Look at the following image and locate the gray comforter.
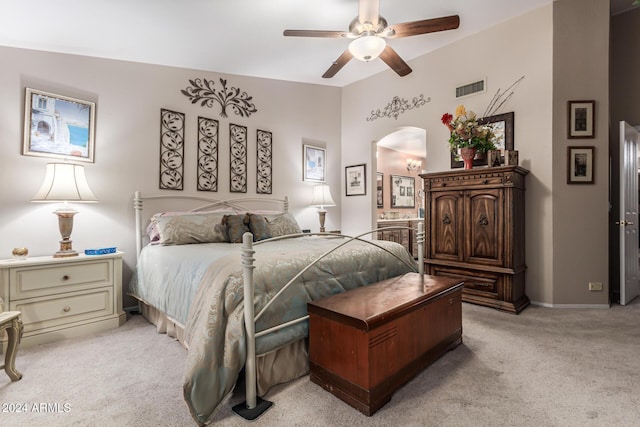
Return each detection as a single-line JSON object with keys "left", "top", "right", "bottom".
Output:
{"left": 152, "top": 236, "right": 416, "bottom": 425}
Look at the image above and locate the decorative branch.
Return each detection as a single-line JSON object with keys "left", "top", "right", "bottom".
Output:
{"left": 181, "top": 78, "right": 257, "bottom": 118}
{"left": 483, "top": 75, "right": 525, "bottom": 118}
{"left": 366, "top": 94, "right": 430, "bottom": 121}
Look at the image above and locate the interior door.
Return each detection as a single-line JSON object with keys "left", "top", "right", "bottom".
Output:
{"left": 619, "top": 121, "right": 640, "bottom": 305}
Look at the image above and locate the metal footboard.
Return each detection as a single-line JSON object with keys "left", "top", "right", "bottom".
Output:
{"left": 235, "top": 223, "right": 425, "bottom": 419}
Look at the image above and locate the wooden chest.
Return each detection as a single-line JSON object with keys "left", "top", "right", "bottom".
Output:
{"left": 307, "top": 273, "right": 463, "bottom": 416}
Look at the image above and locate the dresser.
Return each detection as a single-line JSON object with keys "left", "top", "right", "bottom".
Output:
{"left": 0, "top": 252, "right": 125, "bottom": 349}
{"left": 421, "top": 166, "right": 529, "bottom": 314}
{"left": 377, "top": 219, "right": 420, "bottom": 258}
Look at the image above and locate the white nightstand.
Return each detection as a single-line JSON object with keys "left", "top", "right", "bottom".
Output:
{"left": 0, "top": 252, "right": 125, "bottom": 350}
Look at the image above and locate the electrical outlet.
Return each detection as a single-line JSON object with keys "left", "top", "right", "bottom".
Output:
{"left": 588, "top": 282, "right": 603, "bottom": 291}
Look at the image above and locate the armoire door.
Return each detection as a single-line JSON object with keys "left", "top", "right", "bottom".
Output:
{"left": 430, "top": 191, "right": 464, "bottom": 262}
{"left": 465, "top": 189, "right": 504, "bottom": 266}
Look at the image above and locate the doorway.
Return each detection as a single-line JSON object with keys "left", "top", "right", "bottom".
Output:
{"left": 375, "top": 126, "right": 427, "bottom": 219}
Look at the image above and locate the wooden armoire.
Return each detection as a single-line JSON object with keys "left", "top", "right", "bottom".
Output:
{"left": 421, "top": 165, "right": 529, "bottom": 314}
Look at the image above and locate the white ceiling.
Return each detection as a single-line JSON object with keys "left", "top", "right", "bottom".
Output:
{"left": 0, "top": 0, "right": 635, "bottom": 88}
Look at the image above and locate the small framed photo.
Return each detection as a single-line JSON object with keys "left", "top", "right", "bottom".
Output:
{"left": 303, "top": 144, "right": 326, "bottom": 182}
{"left": 376, "top": 172, "right": 384, "bottom": 208}
{"left": 345, "top": 164, "right": 366, "bottom": 196}
{"left": 390, "top": 174, "right": 415, "bottom": 208}
{"left": 23, "top": 88, "right": 96, "bottom": 162}
{"left": 568, "top": 100, "right": 595, "bottom": 139}
{"left": 567, "top": 146, "right": 594, "bottom": 184}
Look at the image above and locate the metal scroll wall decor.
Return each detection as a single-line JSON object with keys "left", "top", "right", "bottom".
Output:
{"left": 229, "top": 124, "right": 248, "bottom": 193}
{"left": 159, "top": 109, "right": 185, "bottom": 190}
{"left": 181, "top": 78, "right": 257, "bottom": 118}
{"left": 197, "top": 117, "right": 219, "bottom": 192}
{"left": 366, "top": 94, "right": 430, "bottom": 121}
{"left": 256, "top": 130, "right": 273, "bottom": 194}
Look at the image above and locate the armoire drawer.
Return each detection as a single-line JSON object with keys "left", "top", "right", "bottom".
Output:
{"left": 9, "top": 259, "right": 113, "bottom": 300}
{"left": 430, "top": 266, "right": 500, "bottom": 297}
{"left": 427, "top": 174, "right": 504, "bottom": 190}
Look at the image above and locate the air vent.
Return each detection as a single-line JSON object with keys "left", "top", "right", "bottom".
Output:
{"left": 456, "top": 79, "right": 486, "bottom": 98}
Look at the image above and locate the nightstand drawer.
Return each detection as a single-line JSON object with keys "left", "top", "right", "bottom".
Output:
{"left": 9, "top": 259, "right": 112, "bottom": 300}
{"left": 10, "top": 287, "right": 114, "bottom": 333}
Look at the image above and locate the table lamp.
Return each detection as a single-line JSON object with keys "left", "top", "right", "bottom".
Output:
{"left": 310, "top": 184, "right": 336, "bottom": 233}
{"left": 31, "top": 162, "right": 98, "bottom": 257}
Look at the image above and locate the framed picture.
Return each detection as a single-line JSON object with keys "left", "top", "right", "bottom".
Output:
{"left": 451, "top": 111, "right": 514, "bottom": 168}
{"left": 303, "top": 144, "right": 326, "bottom": 182}
{"left": 390, "top": 174, "right": 415, "bottom": 208}
{"left": 23, "top": 88, "right": 95, "bottom": 163}
{"left": 376, "top": 172, "right": 384, "bottom": 208}
{"left": 345, "top": 164, "right": 366, "bottom": 196}
{"left": 567, "top": 146, "right": 594, "bottom": 184}
{"left": 568, "top": 100, "right": 595, "bottom": 138}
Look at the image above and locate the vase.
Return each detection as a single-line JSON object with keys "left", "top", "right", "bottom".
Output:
{"left": 460, "top": 147, "right": 477, "bottom": 170}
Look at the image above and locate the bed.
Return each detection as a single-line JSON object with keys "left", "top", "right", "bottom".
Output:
{"left": 129, "top": 191, "right": 424, "bottom": 425}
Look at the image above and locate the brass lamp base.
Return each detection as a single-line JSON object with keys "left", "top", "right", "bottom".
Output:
{"left": 317, "top": 209, "right": 327, "bottom": 233}
{"left": 53, "top": 209, "right": 79, "bottom": 258}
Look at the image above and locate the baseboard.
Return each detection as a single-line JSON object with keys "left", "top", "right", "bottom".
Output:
{"left": 530, "top": 301, "right": 610, "bottom": 309}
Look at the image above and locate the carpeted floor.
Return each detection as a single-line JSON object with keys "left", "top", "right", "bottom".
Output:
{"left": 1, "top": 300, "right": 639, "bottom": 427}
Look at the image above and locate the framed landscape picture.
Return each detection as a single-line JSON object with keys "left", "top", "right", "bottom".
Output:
{"left": 23, "top": 88, "right": 95, "bottom": 163}
{"left": 303, "top": 144, "right": 326, "bottom": 182}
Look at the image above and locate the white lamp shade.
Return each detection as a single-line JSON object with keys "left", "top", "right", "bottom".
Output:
{"left": 32, "top": 163, "right": 98, "bottom": 203}
{"left": 310, "top": 184, "right": 336, "bottom": 208}
{"left": 349, "top": 35, "right": 386, "bottom": 61}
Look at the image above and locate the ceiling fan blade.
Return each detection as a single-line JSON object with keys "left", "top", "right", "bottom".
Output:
{"left": 386, "top": 15, "right": 460, "bottom": 38}
{"left": 359, "top": 0, "right": 380, "bottom": 26}
{"left": 283, "top": 29, "right": 348, "bottom": 38}
{"left": 379, "top": 46, "right": 412, "bottom": 77}
{"left": 322, "top": 50, "right": 353, "bottom": 78}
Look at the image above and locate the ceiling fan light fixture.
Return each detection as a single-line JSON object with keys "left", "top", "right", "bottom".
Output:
{"left": 348, "top": 34, "right": 386, "bottom": 62}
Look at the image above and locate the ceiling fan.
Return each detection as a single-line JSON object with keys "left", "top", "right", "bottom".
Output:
{"left": 283, "top": 0, "right": 460, "bottom": 78}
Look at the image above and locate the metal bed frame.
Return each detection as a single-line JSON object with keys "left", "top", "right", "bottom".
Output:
{"left": 133, "top": 191, "right": 424, "bottom": 420}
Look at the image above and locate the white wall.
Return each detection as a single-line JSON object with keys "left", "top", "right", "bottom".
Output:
{"left": 0, "top": 46, "right": 342, "bottom": 305}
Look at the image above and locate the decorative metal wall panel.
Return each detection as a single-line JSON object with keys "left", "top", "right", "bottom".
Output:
{"left": 366, "top": 94, "right": 430, "bottom": 121}
{"left": 256, "top": 130, "right": 272, "bottom": 194}
{"left": 159, "top": 109, "right": 185, "bottom": 190}
{"left": 229, "top": 123, "right": 247, "bottom": 193}
{"left": 197, "top": 117, "right": 219, "bottom": 192}
{"left": 181, "top": 77, "right": 257, "bottom": 118}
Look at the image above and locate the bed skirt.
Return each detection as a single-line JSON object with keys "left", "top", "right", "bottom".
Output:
{"left": 134, "top": 299, "right": 309, "bottom": 395}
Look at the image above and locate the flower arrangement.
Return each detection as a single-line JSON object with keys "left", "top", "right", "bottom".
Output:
{"left": 441, "top": 105, "right": 497, "bottom": 153}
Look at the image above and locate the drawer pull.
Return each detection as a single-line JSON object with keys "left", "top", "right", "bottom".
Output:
{"left": 62, "top": 275, "right": 70, "bottom": 281}
{"left": 472, "top": 282, "right": 493, "bottom": 288}
{"left": 483, "top": 179, "right": 489, "bottom": 184}
{"left": 479, "top": 214, "right": 489, "bottom": 226}
{"left": 63, "top": 306, "right": 71, "bottom": 312}
{"left": 442, "top": 213, "right": 451, "bottom": 224}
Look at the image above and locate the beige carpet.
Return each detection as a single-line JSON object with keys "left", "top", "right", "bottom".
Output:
{"left": 1, "top": 300, "right": 639, "bottom": 427}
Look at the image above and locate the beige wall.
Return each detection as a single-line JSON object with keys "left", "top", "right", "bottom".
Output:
{"left": 0, "top": 46, "right": 342, "bottom": 305}
{"left": 341, "top": 1, "right": 611, "bottom": 306}
{"left": 341, "top": 4, "right": 556, "bottom": 304}
{"left": 552, "top": 0, "right": 610, "bottom": 305}
{"left": 0, "top": 0, "right": 615, "bottom": 307}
